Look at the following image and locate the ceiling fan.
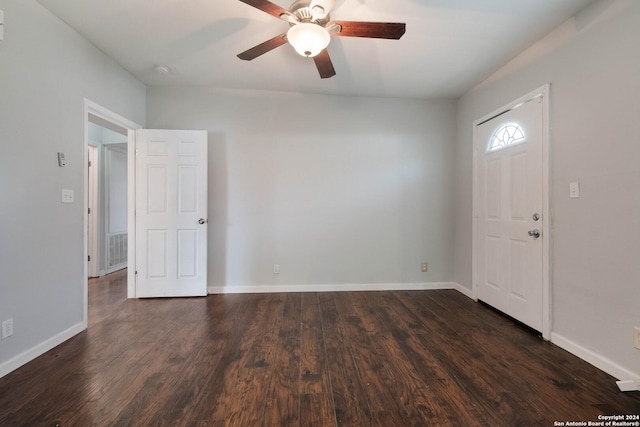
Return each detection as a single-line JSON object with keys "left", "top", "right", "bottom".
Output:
{"left": 237, "top": 0, "right": 406, "bottom": 79}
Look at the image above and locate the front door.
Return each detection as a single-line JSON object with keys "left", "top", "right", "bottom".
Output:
{"left": 134, "top": 129, "right": 208, "bottom": 297}
{"left": 476, "top": 94, "right": 545, "bottom": 331}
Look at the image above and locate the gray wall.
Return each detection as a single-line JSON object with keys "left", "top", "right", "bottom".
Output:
{"left": 453, "top": 0, "right": 640, "bottom": 380}
{"left": 0, "top": 0, "right": 145, "bottom": 374}
{"left": 147, "top": 88, "right": 456, "bottom": 291}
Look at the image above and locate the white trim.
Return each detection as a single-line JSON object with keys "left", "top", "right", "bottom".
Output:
{"left": 208, "top": 282, "right": 457, "bottom": 294}
{"left": 540, "top": 85, "right": 551, "bottom": 340}
{"left": 127, "top": 130, "right": 137, "bottom": 298}
{"left": 551, "top": 332, "right": 640, "bottom": 383}
{"left": 0, "top": 322, "right": 85, "bottom": 379}
{"left": 452, "top": 282, "right": 474, "bottom": 299}
{"left": 471, "top": 84, "right": 551, "bottom": 339}
{"left": 472, "top": 123, "right": 478, "bottom": 301}
{"left": 616, "top": 380, "right": 640, "bottom": 393}
{"left": 83, "top": 100, "right": 141, "bottom": 325}
{"left": 87, "top": 144, "right": 100, "bottom": 278}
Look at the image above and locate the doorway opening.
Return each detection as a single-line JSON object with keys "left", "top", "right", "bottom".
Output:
{"left": 87, "top": 116, "right": 129, "bottom": 278}
{"left": 83, "top": 100, "right": 141, "bottom": 326}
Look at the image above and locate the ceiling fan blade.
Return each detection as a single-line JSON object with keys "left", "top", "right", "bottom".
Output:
{"left": 313, "top": 49, "right": 336, "bottom": 79}
{"left": 331, "top": 21, "right": 406, "bottom": 39}
{"left": 237, "top": 33, "right": 288, "bottom": 61}
{"left": 238, "top": 0, "right": 291, "bottom": 19}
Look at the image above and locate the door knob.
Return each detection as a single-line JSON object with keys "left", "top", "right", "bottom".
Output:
{"left": 528, "top": 229, "right": 541, "bottom": 239}
{"left": 198, "top": 218, "right": 207, "bottom": 225}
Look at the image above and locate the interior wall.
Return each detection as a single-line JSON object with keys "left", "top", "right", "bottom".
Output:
{"left": 453, "top": 0, "right": 640, "bottom": 380}
{"left": 147, "top": 88, "right": 456, "bottom": 292}
{"left": 0, "top": 0, "right": 145, "bottom": 376}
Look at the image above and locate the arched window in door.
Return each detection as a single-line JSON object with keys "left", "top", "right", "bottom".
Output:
{"left": 488, "top": 122, "right": 525, "bottom": 152}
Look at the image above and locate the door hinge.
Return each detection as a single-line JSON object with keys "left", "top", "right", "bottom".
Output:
{"left": 88, "top": 207, "right": 91, "bottom": 214}
{"left": 88, "top": 160, "right": 92, "bottom": 167}
{"left": 88, "top": 255, "right": 91, "bottom": 261}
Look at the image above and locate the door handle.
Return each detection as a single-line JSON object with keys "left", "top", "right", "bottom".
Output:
{"left": 528, "top": 229, "right": 541, "bottom": 239}
{"left": 198, "top": 218, "right": 207, "bottom": 225}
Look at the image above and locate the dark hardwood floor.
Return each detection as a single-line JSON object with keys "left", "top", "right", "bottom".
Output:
{"left": 1, "top": 270, "right": 638, "bottom": 426}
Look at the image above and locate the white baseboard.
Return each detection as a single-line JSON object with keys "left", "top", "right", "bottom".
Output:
{"left": 451, "top": 282, "right": 475, "bottom": 299}
{"left": 105, "top": 264, "right": 127, "bottom": 275}
{"left": 208, "top": 282, "right": 456, "bottom": 294}
{"left": 0, "top": 321, "right": 86, "bottom": 379}
{"left": 551, "top": 332, "right": 640, "bottom": 383}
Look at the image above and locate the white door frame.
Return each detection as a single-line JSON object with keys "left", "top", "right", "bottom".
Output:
{"left": 83, "top": 100, "right": 141, "bottom": 325}
{"left": 472, "top": 84, "right": 551, "bottom": 339}
{"left": 87, "top": 144, "right": 100, "bottom": 278}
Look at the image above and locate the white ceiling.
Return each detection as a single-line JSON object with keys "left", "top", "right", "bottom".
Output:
{"left": 36, "top": 0, "right": 594, "bottom": 99}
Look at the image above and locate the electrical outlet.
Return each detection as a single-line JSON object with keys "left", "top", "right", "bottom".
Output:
{"left": 273, "top": 264, "right": 280, "bottom": 274}
{"left": 2, "top": 318, "right": 13, "bottom": 339}
{"left": 421, "top": 262, "right": 428, "bottom": 272}
{"left": 634, "top": 326, "right": 640, "bottom": 350}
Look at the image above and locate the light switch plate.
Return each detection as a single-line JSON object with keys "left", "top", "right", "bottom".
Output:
{"left": 61, "top": 189, "right": 74, "bottom": 203}
{"left": 569, "top": 181, "right": 580, "bottom": 199}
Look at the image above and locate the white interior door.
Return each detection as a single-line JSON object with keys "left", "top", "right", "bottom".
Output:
{"left": 476, "top": 96, "right": 544, "bottom": 331}
{"left": 135, "top": 129, "right": 208, "bottom": 297}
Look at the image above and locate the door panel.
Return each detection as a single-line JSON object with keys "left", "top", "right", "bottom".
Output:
{"left": 147, "top": 230, "right": 167, "bottom": 279}
{"left": 178, "top": 229, "right": 198, "bottom": 278}
{"left": 476, "top": 97, "right": 543, "bottom": 331}
{"left": 135, "top": 129, "right": 208, "bottom": 297}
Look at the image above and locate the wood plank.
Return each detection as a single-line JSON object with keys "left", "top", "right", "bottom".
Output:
{"left": 300, "top": 393, "right": 336, "bottom": 427}
{"left": 261, "top": 293, "right": 302, "bottom": 426}
{"left": 396, "top": 291, "right": 539, "bottom": 424}
{"left": 203, "top": 293, "right": 273, "bottom": 423}
{"left": 299, "top": 293, "right": 330, "bottom": 394}
{"left": 318, "top": 293, "right": 373, "bottom": 426}
{"left": 355, "top": 292, "right": 457, "bottom": 425}
{"left": 331, "top": 292, "right": 413, "bottom": 426}
{"left": 368, "top": 292, "right": 486, "bottom": 425}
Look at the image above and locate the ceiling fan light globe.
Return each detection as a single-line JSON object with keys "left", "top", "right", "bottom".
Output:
{"left": 287, "top": 23, "right": 330, "bottom": 58}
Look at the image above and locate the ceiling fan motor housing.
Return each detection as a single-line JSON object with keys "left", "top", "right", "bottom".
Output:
{"left": 289, "top": 0, "right": 330, "bottom": 25}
